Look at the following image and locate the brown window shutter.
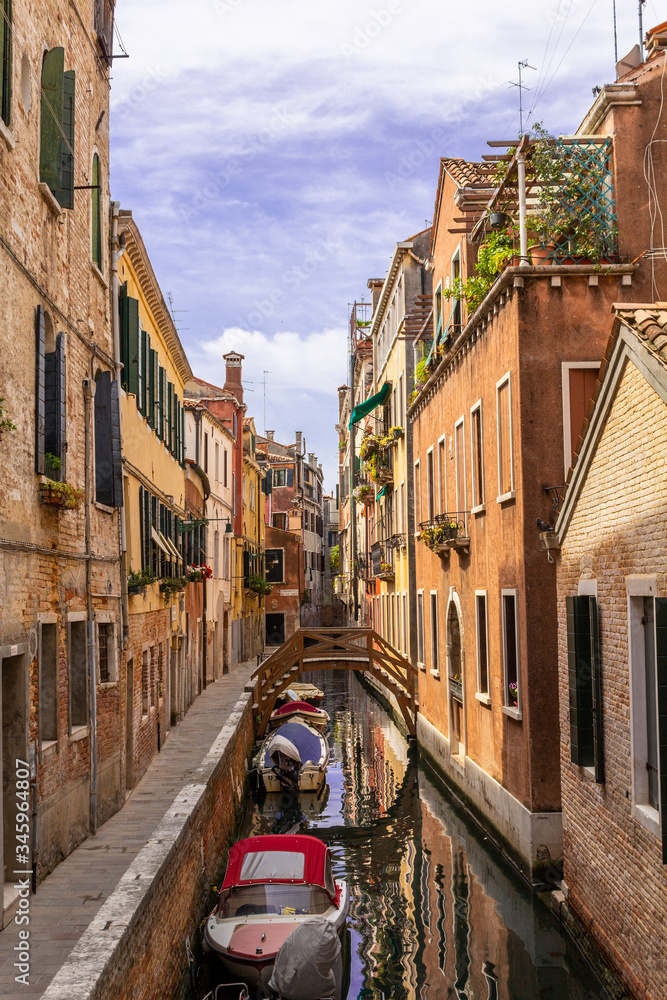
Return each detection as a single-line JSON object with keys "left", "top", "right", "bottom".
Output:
{"left": 35, "top": 306, "right": 45, "bottom": 474}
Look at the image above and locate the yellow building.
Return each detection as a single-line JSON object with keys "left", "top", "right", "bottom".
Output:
{"left": 115, "top": 209, "right": 192, "bottom": 786}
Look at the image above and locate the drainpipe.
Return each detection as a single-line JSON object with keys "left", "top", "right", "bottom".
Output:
{"left": 517, "top": 141, "right": 529, "bottom": 266}
{"left": 111, "top": 202, "right": 129, "bottom": 648}
{"left": 83, "top": 374, "right": 98, "bottom": 834}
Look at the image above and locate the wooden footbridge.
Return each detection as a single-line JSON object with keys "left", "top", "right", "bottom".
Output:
{"left": 251, "top": 628, "right": 418, "bottom": 736}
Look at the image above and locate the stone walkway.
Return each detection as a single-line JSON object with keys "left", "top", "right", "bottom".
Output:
{"left": 0, "top": 660, "right": 258, "bottom": 998}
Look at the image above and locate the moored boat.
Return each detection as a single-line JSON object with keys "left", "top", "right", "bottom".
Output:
{"left": 268, "top": 701, "right": 330, "bottom": 731}
{"left": 203, "top": 835, "right": 349, "bottom": 991}
{"left": 254, "top": 720, "right": 329, "bottom": 793}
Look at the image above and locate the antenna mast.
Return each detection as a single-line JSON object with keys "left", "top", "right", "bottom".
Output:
{"left": 508, "top": 59, "right": 536, "bottom": 135}
{"left": 639, "top": 0, "right": 647, "bottom": 59}
{"left": 613, "top": 0, "right": 618, "bottom": 64}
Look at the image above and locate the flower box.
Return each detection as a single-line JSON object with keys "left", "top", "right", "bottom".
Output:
{"left": 378, "top": 570, "right": 394, "bottom": 582}
{"left": 127, "top": 584, "right": 146, "bottom": 598}
{"left": 39, "top": 481, "right": 85, "bottom": 511}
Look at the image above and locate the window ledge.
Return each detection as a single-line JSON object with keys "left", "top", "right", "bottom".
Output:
{"left": 94, "top": 501, "right": 116, "bottom": 514}
{"left": 98, "top": 681, "right": 118, "bottom": 690}
{"left": 418, "top": 662, "right": 426, "bottom": 672}
{"left": 502, "top": 705, "right": 522, "bottom": 721}
{"left": 496, "top": 491, "right": 516, "bottom": 505}
{"left": 91, "top": 261, "right": 108, "bottom": 288}
{"left": 471, "top": 503, "right": 486, "bottom": 516}
{"left": 41, "top": 740, "right": 58, "bottom": 757}
{"left": 430, "top": 668, "right": 441, "bottom": 679}
{"left": 38, "top": 182, "right": 63, "bottom": 217}
{"left": 0, "top": 118, "right": 16, "bottom": 150}
{"left": 70, "top": 725, "right": 89, "bottom": 742}
{"left": 475, "top": 692, "right": 492, "bottom": 706}
{"left": 633, "top": 802, "right": 660, "bottom": 838}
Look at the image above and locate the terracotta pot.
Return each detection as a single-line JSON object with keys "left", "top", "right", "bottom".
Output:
{"left": 528, "top": 244, "right": 556, "bottom": 265}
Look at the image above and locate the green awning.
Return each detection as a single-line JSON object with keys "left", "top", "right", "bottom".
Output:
{"left": 349, "top": 382, "right": 391, "bottom": 428}
{"left": 376, "top": 485, "right": 389, "bottom": 499}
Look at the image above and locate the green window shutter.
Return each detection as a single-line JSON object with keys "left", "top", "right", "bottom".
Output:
{"left": 140, "top": 328, "right": 149, "bottom": 415}
{"left": 35, "top": 306, "right": 45, "bottom": 474}
{"left": 148, "top": 349, "right": 157, "bottom": 428}
{"left": 118, "top": 282, "right": 128, "bottom": 390}
{"left": 91, "top": 154, "right": 102, "bottom": 268}
{"left": 94, "top": 371, "right": 121, "bottom": 507}
{"left": 44, "top": 332, "right": 66, "bottom": 481}
{"left": 160, "top": 367, "right": 167, "bottom": 442}
{"left": 155, "top": 360, "right": 163, "bottom": 439}
{"left": 126, "top": 296, "right": 139, "bottom": 397}
{"left": 172, "top": 392, "right": 178, "bottom": 456}
{"left": 109, "top": 379, "right": 123, "bottom": 507}
{"left": 180, "top": 405, "right": 185, "bottom": 466}
{"left": 1, "top": 0, "right": 12, "bottom": 127}
{"left": 40, "top": 47, "right": 64, "bottom": 193}
{"left": 590, "top": 598, "right": 604, "bottom": 783}
{"left": 167, "top": 382, "right": 174, "bottom": 454}
{"left": 55, "top": 70, "right": 75, "bottom": 209}
{"left": 566, "top": 596, "right": 595, "bottom": 769}
{"left": 656, "top": 598, "right": 667, "bottom": 864}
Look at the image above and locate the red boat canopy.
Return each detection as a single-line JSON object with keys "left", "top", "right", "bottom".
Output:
{"left": 272, "top": 702, "right": 323, "bottom": 717}
{"left": 221, "top": 835, "right": 335, "bottom": 898}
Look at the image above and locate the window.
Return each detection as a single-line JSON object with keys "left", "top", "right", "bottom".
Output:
{"left": 204, "top": 431, "right": 209, "bottom": 473}
{"left": 475, "top": 592, "right": 489, "bottom": 699}
{"left": 141, "top": 650, "right": 149, "bottom": 715}
{"left": 454, "top": 417, "right": 465, "bottom": 516}
{"left": 414, "top": 460, "right": 421, "bottom": 525}
{"left": 94, "top": 0, "right": 115, "bottom": 65}
{"left": 502, "top": 590, "right": 520, "bottom": 715}
{"left": 94, "top": 370, "right": 123, "bottom": 507}
{"left": 566, "top": 595, "right": 603, "bottom": 780}
{"left": 150, "top": 646, "right": 156, "bottom": 707}
{"left": 68, "top": 618, "right": 88, "bottom": 729}
{"left": 40, "top": 48, "right": 75, "bottom": 209}
{"left": 396, "top": 597, "right": 401, "bottom": 653}
{"left": 98, "top": 622, "right": 113, "bottom": 683}
{"left": 1, "top": 0, "right": 12, "bottom": 127}
{"left": 434, "top": 281, "right": 443, "bottom": 342}
{"left": 561, "top": 363, "right": 600, "bottom": 476}
{"left": 430, "top": 592, "right": 439, "bottom": 675}
{"left": 496, "top": 375, "right": 514, "bottom": 499}
{"left": 215, "top": 442, "right": 220, "bottom": 484}
{"left": 629, "top": 588, "right": 667, "bottom": 855}
{"left": 223, "top": 448, "right": 228, "bottom": 487}
{"left": 402, "top": 594, "right": 407, "bottom": 654}
{"left": 35, "top": 307, "right": 67, "bottom": 481}
{"left": 417, "top": 591, "right": 425, "bottom": 666}
{"left": 400, "top": 481, "right": 406, "bottom": 533}
{"left": 39, "top": 622, "right": 58, "bottom": 744}
{"left": 426, "top": 448, "right": 435, "bottom": 521}
{"left": 470, "top": 402, "right": 484, "bottom": 508}
{"left": 233, "top": 472, "right": 237, "bottom": 515}
{"left": 398, "top": 374, "right": 404, "bottom": 428}
{"left": 273, "top": 512, "right": 287, "bottom": 530}
{"left": 266, "top": 548, "right": 284, "bottom": 583}
{"left": 91, "top": 154, "right": 102, "bottom": 269}
{"left": 451, "top": 249, "right": 461, "bottom": 331}
{"left": 437, "top": 437, "right": 446, "bottom": 514}
{"left": 273, "top": 468, "right": 287, "bottom": 487}
{"left": 214, "top": 530, "right": 219, "bottom": 578}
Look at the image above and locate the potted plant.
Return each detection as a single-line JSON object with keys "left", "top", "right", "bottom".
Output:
{"left": 159, "top": 576, "right": 187, "bottom": 604}
{"left": 127, "top": 568, "right": 156, "bottom": 596}
{"left": 40, "top": 479, "right": 85, "bottom": 510}
{"left": 248, "top": 574, "right": 272, "bottom": 597}
{"left": 378, "top": 561, "right": 394, "bottom": 579}
{"left": 352, "top": 483, "right": 374, "bottom": 504}
{"left": 359, "top": 432, "right": 381, "bottom": 461}
{"left": 187, "top": 564, "right": 213, "bottom": 582}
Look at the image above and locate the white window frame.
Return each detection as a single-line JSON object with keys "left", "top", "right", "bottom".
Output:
{"left": 398, "top": 373, "right": 404, "bottom": 428}
{"left": 433, "top": 280, "right": 443, "bottom": 340}
{"left": 454, "top": 416, "right": 466, "bottom": 519}
{"left": 474, "top": 590, "right": 491, "bottom": 704}
{"left": 561, "top": 361, "right": 601, "bottom": 478}
{"left": 426, "top": 446, "right": 435, "bottom": 522}
{"left": 430, "top": 590, "right": 440, "bottom": 678}
{"left": 627, "top": 574, "right": 661, "bottom": 838}
{"left": 501, "top": 588, "right": 521, "bottom": 719}
{"left": 496, "top": 372, "right": 515, "bottom": 503}
{"left": 414, "top": 459, "right": 421, "bottom": 527}
{"left": 96, "top": 613, "right": 118, "bottom": 686}
{"left": 437, "top": 434, "right": 447, "bottom": 515}
{"left": 402, "top": 593, "right": 408, "bottom": 654}
{"left": 470, "top": 399, "right": 485, "bottom": 512}
{"left": 417, "top": 590, "right": 425, "bottom": 669}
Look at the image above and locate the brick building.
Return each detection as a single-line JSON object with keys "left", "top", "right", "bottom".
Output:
{"left": 555, "top": 305, "right": 667, "bottom": 999}
{"left": 405, "top": 34, "right": 667, "bottom": 879}
{"left": 264, "top": 525, "right": 303, "bottom": 646}
{"left": 0, "top": 0, "right": 122, "bottom": 903}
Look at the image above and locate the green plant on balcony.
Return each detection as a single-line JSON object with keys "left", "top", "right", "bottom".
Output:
{"left": 330, "top": 544, "right": 339, "bottom": 572}
{"left": 380, "top": 426, "right": 403, "bottom": 448}
{"left": 380, "top": 561, "right": 392, "bottom": 573}
{"left": 248, "top": 574, "right": 272, "bottom": 596}
{"left": 127, "top": 568, "right": 156, "bottom": 595}
{"left": 352, "top": 483, "right": 373, "bottom": 504}
{"left": 44, "top": 452, "right": 62, "bottom": 480}
{"left": 359, "top": 432, "right": 382, "bottom": 460}
{"left": 0, "top": 396, "right": 17, "bottom": 435}
{"left": 443, "top": 229, "right": 516, "bottom": 313}
{"left": 39, "top": 479, "right": 85, "bottom": 510}
{"left": 159, "top": 576, "right": 187, "bottom": 604}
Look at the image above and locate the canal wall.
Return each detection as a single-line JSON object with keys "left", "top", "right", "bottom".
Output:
{"left": 40, "top": 686, "right": 255, "bottom": 1000}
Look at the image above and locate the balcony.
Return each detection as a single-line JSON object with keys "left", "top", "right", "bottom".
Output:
{"left": 350, "top": 301, "right": 373, "bottom": 358}
{"left": 357, "top": 552, "right": 374, "bottom": 582}
{"left": 417, "top": 513, "right": 470, "bottom": 554}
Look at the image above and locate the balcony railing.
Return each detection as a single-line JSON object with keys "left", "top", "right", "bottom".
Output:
{"left": 357, "top": 552, "right": 374, "bottom": 581}
{"left": 417, "top": 512, "right": 469, "bottom": 553}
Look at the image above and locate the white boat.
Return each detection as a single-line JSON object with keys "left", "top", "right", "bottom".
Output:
{"left": 268, "top": 700, "right": 330, "bottom": 731}
{"left": 253, "top": 720, "right": 329, "bottom": 793}
{"left": 203, "top": 834, "right": 349, "bottom": 991}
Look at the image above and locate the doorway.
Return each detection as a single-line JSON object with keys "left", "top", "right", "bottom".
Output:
{"left": 266, "top": 613, "right": 285, "bottom": 647}
{"left": 446, "top": 600, "right": 465, "bottom": 758}
{"left": 1, "top": 651, "right": 28, "bottom": 927}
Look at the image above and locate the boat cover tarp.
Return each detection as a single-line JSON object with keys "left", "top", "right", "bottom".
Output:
{"left": 269, "top": 918, "right": 341, "bottom": 1000}
{"left": 240, "top": 849, "right": 305, "bottom": 882}
{"left": 222, "top": 836, "right": 334, "bottom": 895}
{"left": 273, "top": 701, "right": 324, "bottom": 718}
{"left": 263, "top": 723, "right": 323, "bottom": 770}
{"left": 268, "top": 734, "right": 302, "bottom": 765}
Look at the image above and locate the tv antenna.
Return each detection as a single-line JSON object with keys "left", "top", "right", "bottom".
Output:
{"left": 508, "top": 59, "right": 536, "bottom": 135}
{"left": 638, "top": 0, "right": 647, "bottom": 60}
{"left": 167, "top": 292, "right": 190, "bottom": 333}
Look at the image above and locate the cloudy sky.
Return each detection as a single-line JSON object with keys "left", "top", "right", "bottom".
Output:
{"left": 110, "top": 0, "right": 654, "bottom": 487}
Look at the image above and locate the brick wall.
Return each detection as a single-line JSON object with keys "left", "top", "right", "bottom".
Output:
{"left": 557, "top": 360, "right": 667, "bottom": 999}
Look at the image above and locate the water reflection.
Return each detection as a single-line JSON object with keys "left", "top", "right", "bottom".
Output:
{"left": 238, "top": 672, "right": 610, "bottom": 1000}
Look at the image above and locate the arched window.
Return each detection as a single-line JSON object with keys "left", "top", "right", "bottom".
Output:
{"left": 0, "top": 0, "right": 11, "bottom": 126}
{"left": 91, "top": 153, "right": 102, "bottom": 268}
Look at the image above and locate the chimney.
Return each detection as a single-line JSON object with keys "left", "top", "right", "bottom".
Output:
{"left": 265, "top": 430, "right": 275, "bottom": 441}
{"left": 367, "top": 278, "right": 384, "bottom": 312}
{"left": 295, "top": 431, "right": 303, "bottom": 455}
{"left": 308, "top": 452, "right": 316, "bottom": 467}
{"left": 223, "top": 351, "right": 244, "bottom": 403}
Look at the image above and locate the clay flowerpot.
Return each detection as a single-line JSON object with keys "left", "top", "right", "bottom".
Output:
{"left": 528, "top": 244, "right": 556, "bottom": 265}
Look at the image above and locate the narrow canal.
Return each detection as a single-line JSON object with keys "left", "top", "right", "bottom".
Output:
{"left": 199, "top": 671, "right": 613, "bottom": 1000}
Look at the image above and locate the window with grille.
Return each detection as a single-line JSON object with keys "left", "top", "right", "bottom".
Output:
{"left": 502, "top": 590, "right": 520, "bottom": 712}
{"left": 417, "top": 591, "right": 424, "bottom": 665}
{"left": 430, "top": 592, "right": 439, "bottom": 673}
{"left": 1, "top": 0, "right": 12, "bottom": 127}
{"left": 141, "top": 650, "right": 149, "bottom": 715}
{"left": 98, "top": 622, "right": 112, "bottom": 683}
{"left": 476, "top": 592, "right": 489, "bottom": 697}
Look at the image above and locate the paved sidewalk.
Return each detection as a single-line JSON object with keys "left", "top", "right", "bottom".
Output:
{"left": 0, "top": 660, "right": 258, "bottom": 998}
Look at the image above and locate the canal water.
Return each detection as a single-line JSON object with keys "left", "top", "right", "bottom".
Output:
{"left": 201, "top": 670, "right": 613, "bottom": 1000}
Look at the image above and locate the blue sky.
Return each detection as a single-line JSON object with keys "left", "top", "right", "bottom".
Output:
{"left": 110, "top": 0, "right": 654, "bottom": 488}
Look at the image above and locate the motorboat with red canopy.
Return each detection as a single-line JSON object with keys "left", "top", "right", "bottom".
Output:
{"left": 268, "top": 701, "right": 330, "bottom": 731}
{"left": 203, "top": 835, "right": 349, "bottom": 989}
